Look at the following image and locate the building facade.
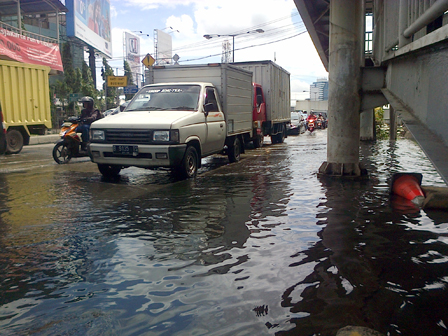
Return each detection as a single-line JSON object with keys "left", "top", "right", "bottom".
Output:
{"left": 309, "top": 77, "right": 329, "bottom": 101}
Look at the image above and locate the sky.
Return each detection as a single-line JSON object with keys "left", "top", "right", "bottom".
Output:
{"left": 101, "top": 0, "right": 328, "bottom": 102}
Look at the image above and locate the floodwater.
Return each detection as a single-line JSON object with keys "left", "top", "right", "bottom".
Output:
{"left": 1, "top": 130, "right": 448, "bottom": 336}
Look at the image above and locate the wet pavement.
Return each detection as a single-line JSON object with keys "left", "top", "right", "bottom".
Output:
{"left": 0, "top": 130, "right": 448, "bottom": 335}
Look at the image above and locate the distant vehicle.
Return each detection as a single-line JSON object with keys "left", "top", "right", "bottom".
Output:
{"left": 103, "top": 108, "right": 116, "bottom": 117}
{"left": 317, "top": 112, "right": 328, "bottom": 129}
{"left": 287, "top": 112, "right": 305, "bottom": 135}
{"left": 232, "top": 61, "right": 291, "bottom": 144}
{"left": 0, "top": 100, "right": 6, "bottom": 155}
{"left": 103, "top": 101, "right": 131, "bottom": 118}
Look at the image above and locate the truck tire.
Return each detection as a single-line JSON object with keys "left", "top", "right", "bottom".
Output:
{"left": 178, "top": 145, "right": 198, "bottom": 178}
{"left": 53, "top": 141, "right": 72, "bottom": 164}
{"left": 228, "top": 136, "right": 241, "bottom": 163}
{"left": 6, "top": 129, "right": 23, "bottom": 154}
{"left": 272, "top": 128, "right": 286, "bottom": 144}
{"left": 253, "top": 133, "right": 264, "bottom": 148}
{"left": 98, "top": 164, "right": 121, "bottom": 178}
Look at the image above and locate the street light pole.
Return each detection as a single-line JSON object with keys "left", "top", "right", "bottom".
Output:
{"left": 203, "top": 29, "right": 264, "bottom": 62}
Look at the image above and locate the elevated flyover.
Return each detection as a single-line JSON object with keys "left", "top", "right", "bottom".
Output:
{"left": 294, "top": 0, "right": 448, "bottom": 184}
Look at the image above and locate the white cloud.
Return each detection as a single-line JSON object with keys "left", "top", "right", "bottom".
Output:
{"left": 106, "top": 0, "right": 328, "bottom": 95}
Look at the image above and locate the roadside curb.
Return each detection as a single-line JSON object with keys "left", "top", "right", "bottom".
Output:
{"left": 29, "top": 135, "right": 60, "bottom": 145}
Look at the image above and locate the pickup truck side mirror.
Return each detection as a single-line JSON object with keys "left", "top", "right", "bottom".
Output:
{"left": 204, "top": 102, "right": 214, "bottom": 116}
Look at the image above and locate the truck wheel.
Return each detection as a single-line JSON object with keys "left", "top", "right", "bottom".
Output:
{"left": 228, "top": 137, "right": 241, "bottom": 163}
{"left": 253, "top": 133, "right": 264, "bottom": 148}
{"left": 53, "top": 141, "right": 72, "bottom": 164}
{"left": 6, "top": 129, "right": 23, "bottom": 154}
{"left": 178, "top": 145, "right": 198, "bottom": 178}
{"left": 272, "top": 128, "right": 285, "bottom": 144}
{"left": 98, "top": 164, "right": 121, "bottom": 178}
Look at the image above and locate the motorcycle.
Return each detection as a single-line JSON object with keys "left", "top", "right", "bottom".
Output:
{"left": 52, "top": 116, "right": 89, "bottom": 164}
{"left": 307, "top": 119, "right": 316, "bottom": 134}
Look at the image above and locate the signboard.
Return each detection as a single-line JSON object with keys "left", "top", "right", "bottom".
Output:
{"left": 123, "top": 85, "right": 139, "bottom": 94}
{"left": 0, "top": 28, "right": 63, "bottom": 72}
{"left": 142, "top": 54, "right": 155, "bottom": 68}
{"left": 66, "top": 0, "right": 112, "bottom": 58}
{"left": 155, "top": 29, "right": 172, "bottom": 65}
{"left": 125, "top": 32, "right": 140, "bottom": 84}
{"left": 107, "top": 76, "right": 127, "bottom": 87}
{"left": 69, "top": 93, "right": 82, "bottom": 102}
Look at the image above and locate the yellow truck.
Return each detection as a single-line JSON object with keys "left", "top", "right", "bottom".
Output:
{"left": 0, "top": 60, "right": 52, "bottom": 154}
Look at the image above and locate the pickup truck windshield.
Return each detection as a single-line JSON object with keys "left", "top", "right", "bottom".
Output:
{"left": 126, "top": 85, "right": 201, "bottom": 111}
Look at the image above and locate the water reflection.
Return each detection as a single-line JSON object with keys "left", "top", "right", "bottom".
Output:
{"left": 279, "top": 140, "right": 448, "bottom": 336}
{"left": 0, "top": 146, "right": 294, "bottom": 335}
{"left": 1, "top": 137, "right": 448, "bottom": 336}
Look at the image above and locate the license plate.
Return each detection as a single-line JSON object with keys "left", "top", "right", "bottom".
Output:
{"left": 113, "top": 145, "right": 139, "bottom": 156}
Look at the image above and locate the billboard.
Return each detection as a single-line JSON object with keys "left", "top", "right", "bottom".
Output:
{"left": 155, "top": 29, "right": 172, "bottom": 65}
{"left": 125, "top": 32, "right": 140, "bottom": 85}
{"left": 0, "top": 28, "right": 63, "bottom": 72}
{"left": 66, "top": 0, "right": 112, "bottom": 58}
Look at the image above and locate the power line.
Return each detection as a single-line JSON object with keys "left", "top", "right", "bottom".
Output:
{"left": 172, "top": 13, "right": 302, "bottom": 53}
{"left": 180, "top": 30, "right": 307, "bottom": 63}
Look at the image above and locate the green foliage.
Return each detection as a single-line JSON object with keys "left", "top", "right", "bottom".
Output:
{"left": 52, "top": 42, "right": 99, "bottom": 114}
{"left": 123, "top": 60, "right": 136, "bottom": 101}
{"left": 81, "top": 61, "right": 99, "bottom": 104}
{"left": 102, "top": 57, "right": 117, "bottom": 110}
{"left": 375, "top": 107, "right": 389, "bottom": 140}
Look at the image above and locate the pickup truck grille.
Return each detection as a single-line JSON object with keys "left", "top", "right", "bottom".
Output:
{"left": 105, "top": 129, "right": 152, "bottom": 144}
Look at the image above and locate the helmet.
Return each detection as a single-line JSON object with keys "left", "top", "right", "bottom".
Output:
{"left": 80, "top": 96, "right": 94, "bottom": 109}
{"left": 79, "top": 96, "right": 94, "bottom": 103}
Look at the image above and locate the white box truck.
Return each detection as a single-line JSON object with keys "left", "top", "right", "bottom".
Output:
{"left": 233, "top": 60, "right": 291, "bottom": 144}
{"left": 89, "top": 63, "right": 253, "bottom": 179}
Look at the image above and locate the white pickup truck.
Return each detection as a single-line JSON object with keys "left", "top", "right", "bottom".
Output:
{"left": 89, "top": 63, "right": 254, "bottom": 179}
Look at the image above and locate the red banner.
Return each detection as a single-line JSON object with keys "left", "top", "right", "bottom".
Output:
{"left": 0, "top": 28, "right": 63, "bottom": 72}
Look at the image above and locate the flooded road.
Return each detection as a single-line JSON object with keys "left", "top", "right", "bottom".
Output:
{"left": 1, "top": 130, "right": 448, "bottom": 336}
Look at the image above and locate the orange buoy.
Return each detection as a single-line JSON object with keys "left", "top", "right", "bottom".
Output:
{"left": 391, "top": 173, "right": 425, "bottom": 207}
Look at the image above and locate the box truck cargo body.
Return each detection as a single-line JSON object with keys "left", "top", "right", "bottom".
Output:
{"left": 233, "top": 60, "right": 291, "bottom": 143}
{"left": 146, "top": 63, "right": 253, "bottom": 136}
{"left": 0, "top": 60, "right": 52, "bottom": 153}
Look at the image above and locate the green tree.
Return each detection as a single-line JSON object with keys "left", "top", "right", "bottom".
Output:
{"left": 123, "top": 60, "right": 136, "bottom": 100}
{"left": 52, "top": 43, "right": 99, "bottom": 114}
{"left": 102, "top": 57, "right": 117, "bottom": 110}
{"left": 81, "top": 61, "right": 99, "bottom": 104}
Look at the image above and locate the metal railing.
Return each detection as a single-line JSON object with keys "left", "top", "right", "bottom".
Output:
{"left": 0, "top": 21, "right": 58, "bottom": 44}
{"left": 385, "top": 0, "right": 448, "bottom": 52}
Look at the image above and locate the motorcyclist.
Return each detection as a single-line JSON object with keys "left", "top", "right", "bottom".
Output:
{"left": 77, "top": 96, "right": 102, "bottom": 150}
{"left": 306, "top": 111, "right": 317, "bottom": 130}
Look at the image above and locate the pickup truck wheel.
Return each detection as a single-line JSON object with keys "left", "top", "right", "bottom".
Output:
{"left": 6, "top": 129, "right": 23, "bottom": 154}
{"left": 53, "top": 141, "right": 72, "bottom": 164}
{"left": 98, "top": 164, "right": 121, "bottom": 178}
{"left": 253, "top": 133, "right": 264, "bottom": 148}
{"left": 179, "top": 145, "right": 198, "bottom": 178}
{"left": 228, "top": 137, "right": 241, "bottom": 163}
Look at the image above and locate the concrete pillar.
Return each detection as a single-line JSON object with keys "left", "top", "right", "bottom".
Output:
{"left": 319, "top": 0, "right": 366, "bottom": 178}
{"left": 360, "top": 109, "right": 375, "bottom": 141}
{"left": 389, "top": 105, "right": 397, "bottom": 140}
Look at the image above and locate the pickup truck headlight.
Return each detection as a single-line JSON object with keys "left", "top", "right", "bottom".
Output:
{"left": 153, "top": 130, "right": 170, "bottom": 141}
{"left": 91, "top": 130, "right": 105, "bottom": 141}
{"left": 153, "top": 130, "right": 179, "bottom": 143}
